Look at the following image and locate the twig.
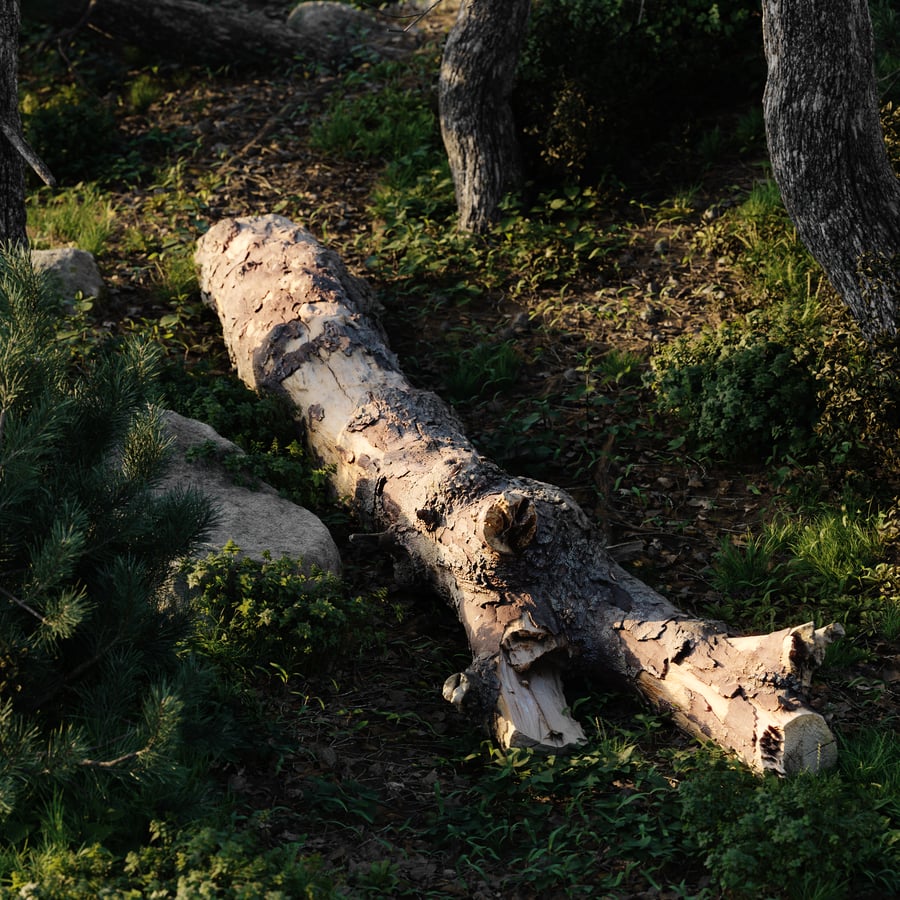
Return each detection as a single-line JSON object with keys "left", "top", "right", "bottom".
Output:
{"left": 0, "top": 122, "right": 56, "bottom": 188}
{"left": 80, "top": 749, "right": 142, "bottom": 769}
{"left": 0, "top": 583, "right": 47, "bottom": 624}
{"left": 376, "top": 0, "right": 446, "bottom": 33}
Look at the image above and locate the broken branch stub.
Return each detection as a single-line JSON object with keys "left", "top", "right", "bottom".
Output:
{"left": 196, "top": 214, "right": 842, "bottom": 774}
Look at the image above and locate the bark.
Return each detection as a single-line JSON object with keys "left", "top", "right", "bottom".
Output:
{"left": 29, "top": 0, "right": 397, "bottom": 69}
{"left": 0, "top": 0, "right": 26, "bottom": 244}
{"left": 196, "top": 214, "right": 844, "bottom": 775}
{"left": 439, "top": 0, "right": 530, "bottom": 233}
{"left": 762, "top": 0, "right": 900, "bottom": 340}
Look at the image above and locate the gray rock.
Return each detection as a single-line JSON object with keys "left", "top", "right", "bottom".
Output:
{"left": 287, "top": 1, "right": 416, "bottom": 64}
{"left": 159, "top": 409, "right": 342, "bottom": 575}
{"left": 31, "top": 248, "right": 105, "bottom": 301}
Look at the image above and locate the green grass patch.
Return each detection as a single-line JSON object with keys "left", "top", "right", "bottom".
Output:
{"left": 27, "top": 184, "right": 116, "bottom": 256}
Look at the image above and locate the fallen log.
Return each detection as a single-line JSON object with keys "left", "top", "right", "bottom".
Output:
{"left": 195, "top": 214, "right": 843, "bottom": 774}
{"left": 27, "top": 0, "right": 411, "bottom": 70}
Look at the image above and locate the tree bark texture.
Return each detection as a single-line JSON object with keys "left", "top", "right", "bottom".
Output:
{"left": 439, "top": 0, "right": 530, "bottom": 233}
{"left": 196, "top": 215, "right": 843, "bottom": 775}
{"left": 762, "top": 0, "right": 900, "bottom": 340}
{"left": 32, "top": 0, "right": 397, "bottom": 69}
{"left": 0, "top": 0, "right": 26, "bottom": 244}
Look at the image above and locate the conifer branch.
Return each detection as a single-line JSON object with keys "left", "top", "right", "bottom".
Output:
{"left": 80, "top": 692, "right": 176, "bottom": 769}
{"left": 0, "top": 583, "right": 47, "bottom": 625}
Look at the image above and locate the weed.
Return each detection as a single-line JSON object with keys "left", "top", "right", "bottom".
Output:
{"left": 27, "top": 184, "right": 116, "bottom": 256}
{"left": 442, "top": 340, "right": 522, "bottom": 404}
{"left": 648, "top": 323, "right": 819, "bottom": 462}
{"left": 22, "top": 84, "right": 119, "bottom": 184}
{"left": 185, "top": 543, "right": 388, "bottom": 679}
{"left": 309, "top": 58, "right": 440, "bottom": 173}
{"left": 708, "top": 503, "right": 892, "bottom": 633}
{"left": 678, "top": 753, "right": 900, "bottom": 898}
{"left": 126, "top": 69, "right": 166, "bottom": 114}
{"left": 150, "top": 246, "right": 198, "bottom": 304}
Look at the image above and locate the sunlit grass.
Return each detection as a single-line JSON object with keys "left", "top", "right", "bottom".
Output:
{"left": 27, "top": 184, "right": 116, "bottom": 256}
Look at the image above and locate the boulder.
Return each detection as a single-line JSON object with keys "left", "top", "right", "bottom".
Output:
{"left": 287, "top": 1, "right": 416, "bottom": 65}
{"left": 31, "top": 248, "right": 105, "bottom": 301}
{"left": 159, "top": 409, "right": 342, "bottom": 575}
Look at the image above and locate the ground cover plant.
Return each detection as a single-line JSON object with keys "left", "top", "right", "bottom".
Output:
{"left": 9, "top": 1, "right": 900, "bottom": 896}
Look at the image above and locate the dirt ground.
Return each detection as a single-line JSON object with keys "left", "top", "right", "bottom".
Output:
{"left": 34, "top": 2, "right": 900, "bottom": 894}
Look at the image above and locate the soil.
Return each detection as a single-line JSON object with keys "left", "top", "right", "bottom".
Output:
{"left": 24, "top": 3, "right": 900, "bottom": 895}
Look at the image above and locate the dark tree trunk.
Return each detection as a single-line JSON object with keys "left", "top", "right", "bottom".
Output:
{"left": 0, "top": 0, "right": 26, "bottom": 245}
{"left": 439, "top": 0, "right": 530, "bottom": 233}
{"left": 196, "top": 214, "right": 844, "bottom": 775}
{"left": 762, "top": 0, "right": 900, "bottom": 340}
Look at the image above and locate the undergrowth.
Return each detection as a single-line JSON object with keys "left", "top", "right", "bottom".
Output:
{"left": 12, "top": 13, "right": 900, "bottom": 900}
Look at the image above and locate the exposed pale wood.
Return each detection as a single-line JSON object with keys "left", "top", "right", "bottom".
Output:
{"left": 196, "top": 214, "right": 842, "bottom": 774}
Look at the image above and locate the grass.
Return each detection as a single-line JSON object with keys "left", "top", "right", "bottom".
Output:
{"left": 26, "top": 184, "right": 116, "bottom": 256}
{"left": 12, "top": 18, "right": 900, "bottom": 900}
{"left": 708, "top": 503, "right": 893, "bottom": 632}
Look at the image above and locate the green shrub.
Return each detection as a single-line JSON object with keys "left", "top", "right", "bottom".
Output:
{"left": 22, "top": 85, "right": 119, "bottom": 184}
{"left": 0, "top": 248, "right": 220, "bottom": 845}
{"left": 162, "top": 365, "right": 335, "bottom": 512}
{"left": 679, "top": 178, "right": 900, "bottom": 475}
{"left": 648, "top": 323, "right": 819, "bottom": 461}
{"left": 515, "top": 0, "right": 764, "bottom": 182}
{"left": 309, "top": 59, "right": 440, "bottom": 177}
{"left": 186, "top": 544, "right": 387, "bottom": 677}
{"left": 124, "top": 820, "right": 337, "bottom": 899}
{"left": 2, "top": 818, "right": 337, "bottom": 898}
{"left": 680, "top": 758, "right": 899, "bottom": 898}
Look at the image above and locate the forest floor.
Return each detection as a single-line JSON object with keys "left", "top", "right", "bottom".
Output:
{"left": 23, "top": 3, "right": 900, "bottom": 896}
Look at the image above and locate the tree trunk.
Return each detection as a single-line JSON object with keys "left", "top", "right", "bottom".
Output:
{"left": 762, "top": 0, "right": 900, "bottom": 340}
{"left": 196, "top": 214, "right": 843, "bottom": 775}
{"left": 28, "top": 0, "right": 399, "bottom": 69}
{"left": 439, "top": 0, "right": 530, "bottom": 233}
{"left": 0, "top": 0, "right": 26, "bottom": 244}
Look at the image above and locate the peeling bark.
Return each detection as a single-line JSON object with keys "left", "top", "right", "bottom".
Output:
{"left": 762, "top": 0, "right": 900, "bottom": 340}
{"left": 196, "top": 215, "right": 843, "bottom": 774}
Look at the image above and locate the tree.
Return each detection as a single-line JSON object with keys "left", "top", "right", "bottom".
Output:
{"left": 197, "top": 215, "right": 843, "bottom": 775}
{"left": 0, "top": 248, "right": 216, "bottom": 841}
{"left": 0, "top": 0, "right": 26, "bottom": 243}
{"left": 762, "top": 0, "right": 900, "bottom": 340}
{"left": 1, "top": 0, "right": 55, "bottom": 242}
{"left": 438, "top": 0, "right": 531, "bottom": 232}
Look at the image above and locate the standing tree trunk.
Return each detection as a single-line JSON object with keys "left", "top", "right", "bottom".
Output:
{"left": 439, "top": 0, "right": 530, "bottom": 232}
{"left": 762, "top": 0, "right": 900, "bottom": 340}
{"left": 0, "top": 0, "right": 26, "bottom": 244}
{"left": 196, "top": 215, "right": 844, "bottom": 775}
